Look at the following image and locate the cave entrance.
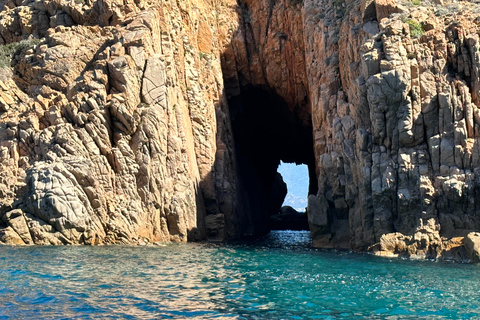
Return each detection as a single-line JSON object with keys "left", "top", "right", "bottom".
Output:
{"left": 270, "top": 162, "right": 310, "bottom": 231}
{"left": 228, "top": 86, "right": 317, "bottom": 237}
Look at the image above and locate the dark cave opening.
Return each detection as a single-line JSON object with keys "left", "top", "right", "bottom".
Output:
{"left": 228, "top": 86, "right": 317, "bottom": 236}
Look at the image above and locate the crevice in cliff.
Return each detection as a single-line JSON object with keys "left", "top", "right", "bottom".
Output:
{"left": 227, "top": 86, "right": 317, "bottom": 237}
{"left": 265, "top": 0, "right": 276, "bottom": 39}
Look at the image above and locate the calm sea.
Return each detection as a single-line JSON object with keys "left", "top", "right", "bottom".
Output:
{"left": 0, "top": 231, "right": 479, "bottom": 319}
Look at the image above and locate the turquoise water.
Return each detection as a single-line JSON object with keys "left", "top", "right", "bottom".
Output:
{"left": 1, "top": 231, "right": 480, "bottom": 319}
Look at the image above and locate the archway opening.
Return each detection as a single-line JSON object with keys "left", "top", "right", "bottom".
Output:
{"left": 269, "top": 162, "right": 310, "bottom": 231}
{"left": 227, "top": 86, "right": 317, "bottom": 237}
{"left": 278, "top": 161, "right": 309, "bottom": 211}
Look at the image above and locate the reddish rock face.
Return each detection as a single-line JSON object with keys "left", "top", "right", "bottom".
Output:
{"left": 1, "top": 0, "right": 480, "bottom": 261}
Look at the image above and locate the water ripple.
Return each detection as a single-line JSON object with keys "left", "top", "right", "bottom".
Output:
{"left": 1, "top": 231, "right": 480, "bottom": 319}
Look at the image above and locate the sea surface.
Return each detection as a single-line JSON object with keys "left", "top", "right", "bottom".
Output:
{"left": 1, "top": 230, "right": 480, "bottom": 319}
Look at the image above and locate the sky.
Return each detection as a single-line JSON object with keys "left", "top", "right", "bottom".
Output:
{"left": 277, "top": 161, "right": 309, "bottom": 212}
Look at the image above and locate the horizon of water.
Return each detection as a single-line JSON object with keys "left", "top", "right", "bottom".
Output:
{"left": 1, "top": 230, "right": 480, "bottom": 319}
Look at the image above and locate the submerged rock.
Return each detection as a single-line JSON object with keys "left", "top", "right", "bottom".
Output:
{"left": 270, "top": 206, "right": 309, "bottom": 231}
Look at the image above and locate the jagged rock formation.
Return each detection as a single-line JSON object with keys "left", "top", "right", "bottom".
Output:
{"left": 1, "top": 0, "right": 480, "bottom": 262}
{"left": 302, "top": 0, "right": 480, "bottom": 261}
{"left": 0, "top": 0, "right": 242, "bottom": 244}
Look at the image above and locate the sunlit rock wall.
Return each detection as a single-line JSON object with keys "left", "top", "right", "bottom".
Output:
{"left": 0, "top": 0, "right": 242, "bottom": 244}
{"left": 302, "top": 0, "right": 480, "bottom": 260}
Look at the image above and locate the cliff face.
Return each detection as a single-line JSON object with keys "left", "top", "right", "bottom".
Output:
{"left": 1, "top": 0, "right": 480, "bottom": 260}
{"left": 0, "top": 0, "right": 243, "bottom": 244}
{"left": 303, "top": 0, "right": 480, "bottom": 260}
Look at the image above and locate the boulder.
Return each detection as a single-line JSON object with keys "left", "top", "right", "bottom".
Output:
{"left": 465, "top": 232, "right": 480, "bottom": 263}
{"left": 270, "top": 206, "right": 309, "bottom": 231}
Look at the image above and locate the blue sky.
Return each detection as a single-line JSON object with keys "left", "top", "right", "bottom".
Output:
{"left": 277, "top": 161, "right": 309, "bottom": 211}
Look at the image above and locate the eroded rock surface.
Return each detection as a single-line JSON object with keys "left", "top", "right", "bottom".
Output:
{"left": 0, "top": 0, "right": 241, "bottom": 244}
{"left": 301, "top": 0, "right": 480, "bottom": 261}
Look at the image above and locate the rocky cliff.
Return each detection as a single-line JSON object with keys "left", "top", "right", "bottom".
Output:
{"left": 1, "top": 0, "right": 480, "bottom": 261}
{"left": 0, "top": 0, "right": 243, "bottom": 245}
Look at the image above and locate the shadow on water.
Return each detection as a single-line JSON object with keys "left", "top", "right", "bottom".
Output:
{"left": 227, "top": 230, "right": 314, "bottom": 250}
